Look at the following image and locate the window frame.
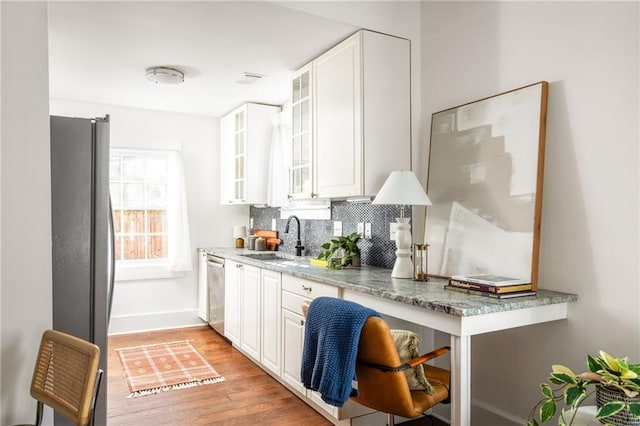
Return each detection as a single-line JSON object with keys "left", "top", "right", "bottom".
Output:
{"left": 110, "top": 148, "right": 184, "bottom": 281}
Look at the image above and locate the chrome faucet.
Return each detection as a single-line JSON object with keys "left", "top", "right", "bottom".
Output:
{"left": 285, "top": 215, "right": 305, "bottom": 256}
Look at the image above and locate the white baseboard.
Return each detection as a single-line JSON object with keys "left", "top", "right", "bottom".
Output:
{"left": 432, "top": 397, "right": 526, "bottom": 426}
{"left": 472, "top": 398, "right": 526, "bottom": 426}
{"left": 108, "top": 309, "right": 206, "bottom": 335}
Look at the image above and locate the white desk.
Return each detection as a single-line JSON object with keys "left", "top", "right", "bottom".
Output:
{"left": 208, "top": 249, "right": 578, "bottom": 426}
{"left": 343, "top": 289, "right": 574, "bottom": 426}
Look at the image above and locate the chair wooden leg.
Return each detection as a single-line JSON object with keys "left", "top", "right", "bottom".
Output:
{"left": 387, "top": 413, "right": 395, "bottom": 426}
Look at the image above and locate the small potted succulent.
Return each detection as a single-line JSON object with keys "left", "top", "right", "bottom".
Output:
{"left": 316, "top": 232, "right": 362, "bottom": 269}
{"left": 528, "top": 351, "right": 640, "bottom": 426}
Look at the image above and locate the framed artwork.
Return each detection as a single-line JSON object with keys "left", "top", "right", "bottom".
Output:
{"left": 425, "top": 82, "right": 548, "bottom": 289}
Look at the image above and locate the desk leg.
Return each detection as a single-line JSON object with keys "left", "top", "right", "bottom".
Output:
{"left": 450, "top": 334, "right": 471, "bottom": 426}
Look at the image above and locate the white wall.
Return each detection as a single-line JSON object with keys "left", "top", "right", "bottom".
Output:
{"left": 0, "top": 2, "right": 52, "bottom": 424}
{"left": 421, "top": 2, "right": 639, "bottom": 424}
{"left": 50, "top": 99, "right": 248, "bottom": 334}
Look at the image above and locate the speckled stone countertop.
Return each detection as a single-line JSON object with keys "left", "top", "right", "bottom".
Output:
{"left": 203, "top": 247, "right": 578, "bottom": 317}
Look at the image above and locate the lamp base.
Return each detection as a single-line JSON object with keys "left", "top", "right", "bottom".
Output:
{"left": 391, "top": 217, "right": 413, "bottom": 279}
{"left": 391, "top": 257, "right": 414, "bottom": 279}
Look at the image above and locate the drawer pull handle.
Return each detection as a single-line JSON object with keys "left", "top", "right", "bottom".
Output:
{"left": 300, "top": 319, "right": 305, "bottom": 326}
{"left": 302, "top": 285, "right": 312, "bottom": 292}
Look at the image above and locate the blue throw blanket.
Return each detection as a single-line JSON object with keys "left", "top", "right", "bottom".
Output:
{"left": 301, "top": 297, "right": 380, "bottom": 407}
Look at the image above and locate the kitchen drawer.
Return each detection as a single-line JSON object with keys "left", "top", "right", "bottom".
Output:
{"left": 282, "top": 290, "right": 310, "bottom": 316}
{"left": 281, "top": 275, "right": 339, "bottom": 300}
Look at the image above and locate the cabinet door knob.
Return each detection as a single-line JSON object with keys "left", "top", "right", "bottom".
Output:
{"left": 300, "top": 319, "right": 305, "bottom": 326}
{"left": 302, "top": 285, "right": 312, "bottom": 292}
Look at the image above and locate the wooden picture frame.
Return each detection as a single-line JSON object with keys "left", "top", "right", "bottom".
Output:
{"left": 425, "top": 82, "right": 548, "bottom": 290}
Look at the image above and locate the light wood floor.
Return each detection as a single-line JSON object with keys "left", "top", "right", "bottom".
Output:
{"left": 107, "top": 326, "right": 446, "bottom": 425}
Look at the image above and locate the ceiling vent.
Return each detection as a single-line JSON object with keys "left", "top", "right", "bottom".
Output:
{"left": 236, "top": 72, "right": 265, "bottom": 85}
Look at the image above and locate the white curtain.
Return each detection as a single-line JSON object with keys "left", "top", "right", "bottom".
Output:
{"left": 267, "top": 104, "right": 292, "bottom": 208}
{"left": 167, "top": 150, "right": 193, "bottom": 271}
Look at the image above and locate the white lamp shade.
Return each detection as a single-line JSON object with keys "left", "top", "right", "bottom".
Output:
{"left": 372, "top": 171, "right": 431, "bottom": 206}
{"left": 233, "top": 225, "right": 247, "bottom": 238}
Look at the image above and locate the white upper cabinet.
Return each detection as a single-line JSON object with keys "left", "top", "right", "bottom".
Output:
{"left": 220, "top": 103, "right": 280, "bottom": 205}
{"left": 289, "top": 30, "right": 411, "bottom": 200}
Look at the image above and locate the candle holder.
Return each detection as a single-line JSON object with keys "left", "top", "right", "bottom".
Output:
{"left": 413, "top": 243, "right": 429, "bottom": 281}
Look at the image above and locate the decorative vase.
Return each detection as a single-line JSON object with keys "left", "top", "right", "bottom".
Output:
{"left": 350, "top": 254, "right": 361, "bottom": 268}
{"left": 596, "top": 385, "right": 640, "bottom": 425}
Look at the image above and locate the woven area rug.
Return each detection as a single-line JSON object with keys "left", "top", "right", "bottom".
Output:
{"left": 115, "top": 340, "right": 224, "bottom": 398}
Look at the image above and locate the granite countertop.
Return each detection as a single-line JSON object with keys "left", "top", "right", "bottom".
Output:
{"left": 202, "top": 247, "right": 578, "bottom": 317}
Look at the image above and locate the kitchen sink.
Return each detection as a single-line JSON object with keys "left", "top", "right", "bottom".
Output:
{"left": 240, "top": 251, "right": 278, "bottom": 260}
{"left": 239, "top": 252, "right": 310, "bottom": 268}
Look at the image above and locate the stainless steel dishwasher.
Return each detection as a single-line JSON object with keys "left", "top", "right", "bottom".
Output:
{"left": 207, "top": 254, "right": 225, "bottom": 335}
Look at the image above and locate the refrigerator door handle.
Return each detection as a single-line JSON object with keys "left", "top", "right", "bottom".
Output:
{"left": 108, "top": 195, "right": 115, "bottom": 324}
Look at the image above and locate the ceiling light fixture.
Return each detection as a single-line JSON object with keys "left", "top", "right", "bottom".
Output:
{"left": 145, "top": 66, "right": 184, "bottom": 84}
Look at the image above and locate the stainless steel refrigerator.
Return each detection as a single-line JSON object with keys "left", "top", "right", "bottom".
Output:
{"left": 50, "top": 115, "right": 114, "bottom": 426}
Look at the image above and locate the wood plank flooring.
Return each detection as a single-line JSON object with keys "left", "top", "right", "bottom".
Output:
{"left": 107, "top": 326, "right": 446, "bottom": 425}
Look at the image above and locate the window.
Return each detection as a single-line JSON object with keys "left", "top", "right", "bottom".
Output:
{"left": 110, "top": 150, "right": 169, "bottom": 262}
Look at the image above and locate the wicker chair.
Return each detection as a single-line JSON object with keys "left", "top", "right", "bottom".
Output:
{"left": 302, "top": 300, "right": 451, "bottom": 426}
{"left": 21, "top": 329, "right": 103, "bottom": 426}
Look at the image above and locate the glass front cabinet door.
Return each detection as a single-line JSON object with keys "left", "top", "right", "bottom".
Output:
{"left": 289, "top": 65, "right": 314, "bottom": 199}
{"left": 220, "top": 103, "right": 280, "bottom": 205}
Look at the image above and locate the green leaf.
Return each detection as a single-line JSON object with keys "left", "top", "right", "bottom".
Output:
{"left": 589, "top": 354, "right": 609, "bottom": 373}
{"left": 552, "top": 365, "right": 575, "bottom": 376}
{"left": 540, "top": 399, "right": 556, "bottom": 422}
{"left": 564, "top": 385, "right": 584, "bottom": 406}
{"left": 600, "top": 351, "right": 623, "bottom": 373}
{"left": 628, "top": 403, "right": 640, "bottom": 417}
{"left": 527, "top": 419, "right": 539, "bottom": 426}
{"left": 596, "top": 401, "right": 625, "bottom": 419}
{"left": 541, "top": 383, "right": 554, "bottom": 398}
{"left": 551, "top": 372, "right": 577, "bottom": 385}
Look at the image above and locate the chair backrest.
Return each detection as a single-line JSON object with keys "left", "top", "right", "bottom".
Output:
{"left": 30, "top": 330, "right": 101, "bottom": 426}
{"left": 352, "top": 316, "right": 420, "bottom": 418}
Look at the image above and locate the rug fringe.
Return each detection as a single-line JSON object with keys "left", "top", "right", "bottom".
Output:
{"left": 115, "top": 339, "right": 194, "bottom": 352}
{"left": 126, "top": 376, "right": 225, "bottom": 398}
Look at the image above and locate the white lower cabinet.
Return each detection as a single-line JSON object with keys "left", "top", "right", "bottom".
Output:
{"left": 281, "top": 308, "right": 306, "bottom": 393}
{"left": 226, "top": 261, "right": 373, "bottom": 424}
{"left": 197, "top": 249, "right": 208, "bottom": 321}
{"left": 261, "top": 269, "right": 281, "bottom": 375}
{"left": 240, "top": 263, "right": 261, "bottom": 361}
{"left": 223, "top": 260, "right": 241, "bottom": 345}
{"left": 281, "top": 275, "right": 345, "bottom": 419}
{"left": 224, "top": 260, "right": 262, "bottom": 362}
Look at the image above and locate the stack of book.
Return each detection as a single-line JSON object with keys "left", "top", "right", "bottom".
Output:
{"left": 445, "top": 274, "right": 536, "bottom": 299}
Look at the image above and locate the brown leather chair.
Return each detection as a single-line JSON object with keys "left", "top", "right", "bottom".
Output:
{"left": 18, "top": 329, "right": 103, "bottom": 426}
{"left": 302, "top": 302, "right": 451, "bottom": 425}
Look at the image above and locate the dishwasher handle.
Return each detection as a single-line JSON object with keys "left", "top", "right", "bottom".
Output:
{"left": 206, "top": 255, "right": 225, "bottom": 268}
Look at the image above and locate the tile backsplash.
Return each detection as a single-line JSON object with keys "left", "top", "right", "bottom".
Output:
{"left": 249, "top": 201, "right": 412, "bottom": 269}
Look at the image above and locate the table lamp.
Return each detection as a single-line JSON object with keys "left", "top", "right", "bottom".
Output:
{"left": 372, "top": 171, "right": 432, "bottom": 279}
{"left": 233, "top": 225, "right": 247, "bottom": 248}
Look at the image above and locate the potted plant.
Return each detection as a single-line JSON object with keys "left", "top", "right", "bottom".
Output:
{"left": 528, "top": 351, "right": 640, "bottom": 426}
{"left": 316, "top": 232, "right": 362, "bottom": 269}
